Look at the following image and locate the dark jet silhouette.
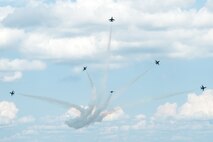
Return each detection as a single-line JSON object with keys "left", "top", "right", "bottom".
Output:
{"left": 109, "top": 17, "right": 115, "bottom": 22}
{"left": 83, "top": 66, "right": 87, "bottom": 71}
{"left": 110, "top": 91, "right": 114, "bottom": 93}
{"left": 200, "top": 85, "right": 206, "bottom": 91}
{"left": 155, "top": 60, "right": 160, "bottom": 65}
{"left": 10, "top": 90, "right": 15, "bottom": 96}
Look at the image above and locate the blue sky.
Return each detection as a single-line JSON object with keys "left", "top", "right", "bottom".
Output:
{"left": 1, "top": 0, "right": 213, "bottom": 141}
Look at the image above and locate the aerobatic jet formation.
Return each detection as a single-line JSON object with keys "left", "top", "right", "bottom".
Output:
{"left": 11, "top": 17, "right": 207, "bottom": 130}
{"left": 16, "top": 17, "right": 117, "bottom": 129}
{"left": 19, "top": 66, "right": 116, "bottom": 129}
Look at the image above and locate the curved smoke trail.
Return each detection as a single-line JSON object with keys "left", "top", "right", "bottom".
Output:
{"left": 87, "top": 93, "right": 114, "bottom": 123}
{"left": 85, "top": 70, "right": 97, "bottom": 103}
{"left": 83, "top": 23, "right": 114, "bottom": 125}
{"left": 65, "top": 92, "right": 114, "bottom": 129}
{"left": 76, "top": 23, "right": 114, "bottom": 127}
{"left": 18, "top": 93, "right": 84, "bottom": 112}
{"left": 150, "top": 90, "right": 194, "bottom": 100}
{"left": 113, "top": 64, "right": 154, "bottom": 101}
{"left": 16, "top": 19, "right": 119, "bottom": 129}
{"left": 123, "top": 89, "right": 195, "bottom": 109}
{"left": 102, "top": 23, "right": 113, "bottom": 94}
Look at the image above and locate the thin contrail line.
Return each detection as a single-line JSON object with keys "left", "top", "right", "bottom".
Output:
{"left": 18, "top": 93, "right": 84, "bottom": 112}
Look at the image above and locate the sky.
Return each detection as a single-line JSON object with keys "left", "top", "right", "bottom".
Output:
{"left": 1, "top": 0, "right": 213, "bottom": 141}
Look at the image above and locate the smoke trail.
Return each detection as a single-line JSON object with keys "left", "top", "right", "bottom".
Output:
{"left": 101, "top": 93, "right": 113, "bottom": 110}
{"left": 65, "top": 24, "right": 114, "bottom": 129}
{"left": 85, "top": 70, "right": 97, "bottom": 103}
{"left": 107, "top": 24, "right": 113, "bottom": 52}
{"left": 16, "top": 20, "right": 117, "bottom": 130}
{"left": 65, "top": 93, "right": 114, "bottom": 129}
{"left": 102, "top": 23, "right": 113, "bottom": 94}
{"left": 113, "top": 64, "right": 154, "bottom": 100}
{"left": 17, "top": 93, "right": 102, "bottom": 129}
{"left": 86, "top": 93, "right": 113, "bottom": 123}
{"left": 123, "top": 90, "right": 194, "bottom": 109}
{"left": 70, "top": 93, "right": 113, "bottom": 128}
{"left": 151, "top": 90, "right": 194, "bottom": 101}
{"left": 18, "top": 93, "right": 84, "bottom": 112}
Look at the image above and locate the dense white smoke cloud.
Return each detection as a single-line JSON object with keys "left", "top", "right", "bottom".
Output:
{"left": 16, "top": 21, "right": 116, "bottom": 129}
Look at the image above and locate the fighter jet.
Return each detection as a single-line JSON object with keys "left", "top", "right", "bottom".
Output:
{"left": 200, "top": 85, "right": 206, "bottom": 91}
{"left": 110, "top": 91, "right": 114, "bottom": 93}
{"left": 10, "top": 90, "right": 15, "bottom": 96}
{"left": 83, "top": 66, "right": 87, "bottom": 71}
{"left": 109, "top": 17, "right": 115, "bottom": 22}
{"left": 155, "top": 60, "right": 160, "bottom": 65}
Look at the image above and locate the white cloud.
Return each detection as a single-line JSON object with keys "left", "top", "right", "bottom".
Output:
{"left": 0, "top": 6, "right": 14, "bottom": 22}
{"left": 65, "top": 107, "right": 81, "bottom": 119}
{"left": 154, "top": 89, "right": 213, "bottom": 120}
{"left": 0, "top": 101, "right": 18, "bottom": 125}
{"left": 101, "top": 113, "right": 147, "bottom": 133}
{"left": 124, "top": 0, "right": 195, "bottom": 13}
{"left": 0, "top": 0, "right": 213, "bottom": 64}
{"left": 0, "top": 123, "right": 69, "bottom": 142}
{"left": 100, "top": 90, "right": 213, "bottom": 133}
{"left": 154, "top": 103, "right": 177, "bottom": 119}
{"left": 179, "top": 90, "right": 213, "bottom": 119}
{"left": 21, "top": 33, "right": 102, "bottom": 59}
{"left": 0, "top": 28, "right": 24, "bottom": 48}
{"left": 19, "top": 1, "right": 213, "bottom": 60}
{"left": 0, "top": 58, "right": 46, "bottom": 82}
{"left": 131, "top": 114, "right": 147, "bottom": 130}
{"left": 0, "top": 58, "right": 46, "bottom": 71}
{"left": 103, "top": 107, "right": 125, "bottom": 121}
{"left": 205, "top": 0, "right": 213, "bottom": 10}
{"left": 0, "top": 71, "right": 22, "bottom": 82}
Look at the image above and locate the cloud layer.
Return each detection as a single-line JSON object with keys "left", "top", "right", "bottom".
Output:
{"left": 0, "top": 59, "right": 46, "bottom": 82}
{"left": 0, "top": 0, "right": 212, "bottom": 66}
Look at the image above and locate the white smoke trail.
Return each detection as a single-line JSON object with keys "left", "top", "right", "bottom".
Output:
{"left": 151, "top": 90, "right": 194, "bottom": 100}
{"left": 66, "top": 91, "right": 114, "bottom": 129}
{"left": 100, "top": 93, "right": 113, "bottom": 111}
{"left": 86, "top": 93, "right": 113, "bottom": 123}
{"left": 113, "top": 64, "right": 154, "bottom": 101}
{"left": 18, "top": 93, "right": 84, "bottom": 112}
{"left": 16, "top": 19, "right": 117, "bottom": 129}
{"left": 85, "top": 70, "right": 97, "bottom": 103}
{"left": 102, "top": 23, "right": 113, "bottom": 94}
{"left": 79, "top": 21, "right": 114, "bottom": 126}
{"left": 123, "top": 90, "right": 194, "bottom": 109}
